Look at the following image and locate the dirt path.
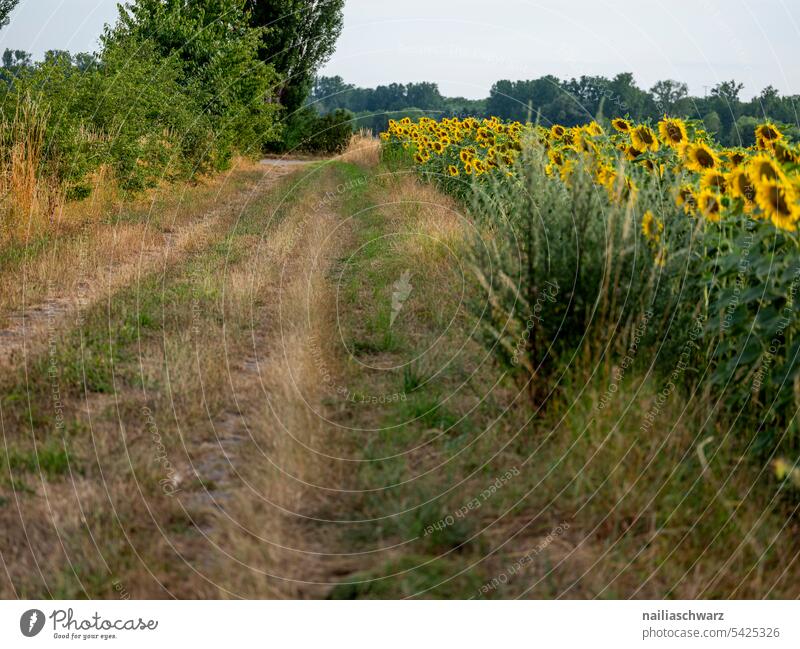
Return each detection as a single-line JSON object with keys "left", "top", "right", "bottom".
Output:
{"left": 0, "top": 160, "right": 310, "bottom": 368}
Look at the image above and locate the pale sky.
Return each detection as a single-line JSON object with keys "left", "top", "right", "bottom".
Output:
{"left": 1, "top": 0, "right": 798, "bottom": 99}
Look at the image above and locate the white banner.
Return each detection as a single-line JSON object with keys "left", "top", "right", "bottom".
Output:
{"left": 0, "top": 601, "right": 797, "bottom": 648}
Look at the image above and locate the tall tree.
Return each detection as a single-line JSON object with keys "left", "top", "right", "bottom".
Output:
{"left": 0, "top": 0, "right": 18, "bottom": 29}
{"left": 650, "top": 79, "right": 689, "bottom": 115}
{"left": 246, "top": 0, "right": 345, "bottom": 114}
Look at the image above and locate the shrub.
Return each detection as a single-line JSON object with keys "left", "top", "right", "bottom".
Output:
{"left": 282, "top": 107, "right": 353, "bottom": 154}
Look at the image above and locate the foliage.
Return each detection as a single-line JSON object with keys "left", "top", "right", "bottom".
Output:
{"left": 318, "top": 73, "right": 800, "bottom": 147}
{"left": 0, "top": 0, "right": 288, "bottom": 238}
{"left": 283, "top": 106, "right": 352, "bottom": 154}
{"left": 383, "top": 113, "right": 800, "bottom": 485}
{"left": 103, "top": 0, "right": 282, "bottom": 161}
{"left": 0, "top": 0, "right": 17, "bottom": 29}
{"left": 246, "top": 0, "right": 345, "bottom": 115}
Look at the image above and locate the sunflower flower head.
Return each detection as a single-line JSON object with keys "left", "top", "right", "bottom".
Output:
{"left": 697, "top": 189, "right": 723, "bottom": 222}
{"left": 756, "top": 179, "right": 800, "bottom": 231}
{"left": 685, "top": 142, "right": 720, "bottom": 173}
{"left": 658, "top": 117, "right": 688, "bottom": 149}
{"left": 631, "top": 125, "right": 659, "bottom": 152}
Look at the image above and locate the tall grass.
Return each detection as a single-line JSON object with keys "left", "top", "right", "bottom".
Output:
{"left": 0, "top": 94, "right": 55, "bottom": 239}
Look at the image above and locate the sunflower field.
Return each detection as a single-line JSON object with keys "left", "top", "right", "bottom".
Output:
{"left": 382, "top": 114, "right": 800, "bottom": 486}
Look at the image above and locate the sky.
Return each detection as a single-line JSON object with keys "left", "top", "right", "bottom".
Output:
{"left": 1, "top": 0, "right": 798, "bottom": 100}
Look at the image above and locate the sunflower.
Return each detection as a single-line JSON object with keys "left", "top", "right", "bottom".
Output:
{"left": 548, "top": 149, "right": 565, "bottom": 166}
{"left": 585, "top": 121, "right": 604, "bottom": 137}
{"left": 697, "top": 189, "right": 722, "bottom": 222}
{"left": 676, "top": 185, "right": 698, "bottom": 214}
{"left": 773, "top": 141, "right": 800, "bottom": 165}
{"left": 560, "top": 159, "right": 577, "bottom": 185}
{"left": 641, "top": 210, "right": 664, "bottom": 243}
{"left": 684, "top": 142, "right": 720, "bottom": 172}
{"left": 448, "top": 164, "right": 460, "bottom": 177}
{"left": 459, "top": 149, "right": 473, "bottom": 164}
{"left": 596, "top": 164, "right": 616, "bottom": 189}
{"left": 658, "top": 118, "right": 688, "bottom": 149}
{"left": 755, "top": 179, "right": 800, "bottom": 231}
{"left": 631, "top": 125, "right": 659, "bottom": 152}
{"left": 463, "top": 162, "right": 474, "bottom": 176}
{"left": 748, "top": 154, "right": 786, "bottom": 183}
{"left": 700, "top": 170, "right": 727, "bottom": 193}
{"left": 755, "top": 122, "right": 783, "bottom": 144}
{"left": 550, "top": 124, "right": 566, "bottom": 140}
{"left": 727, "top": 168, "right": 756, "bottom": 205}
{"left": 612, "top": 118, "right": 632, "bottom": 133}
{"left": 624, "top": 145, "right": 644, "bottom": 161}
{"left": 724, "top": 149, "right": 747, "bottom": 169}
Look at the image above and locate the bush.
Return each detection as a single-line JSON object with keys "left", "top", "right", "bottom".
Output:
{"left": 0, "top": 0, "right": 285, "bottom": 238}
{"left": 282, "top": 107, "right": 353, "bottom": 154}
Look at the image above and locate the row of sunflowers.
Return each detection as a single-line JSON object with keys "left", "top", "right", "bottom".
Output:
{"left": 381, "top": 113, "right": 800, "bottom": 491}
{"left": 381, "top": 115, "right": 800, "bottom": 234}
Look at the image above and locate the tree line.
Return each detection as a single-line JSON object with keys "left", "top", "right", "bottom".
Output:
{"left": 0, "top": 0, "right": 346, "bottom": 211}
{"left": 311, "top": 73, "right": 799, "bottom": 147}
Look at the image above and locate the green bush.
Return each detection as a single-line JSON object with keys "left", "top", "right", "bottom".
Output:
{"left": 282, "top": 107, "right": 353, "bottom": 154}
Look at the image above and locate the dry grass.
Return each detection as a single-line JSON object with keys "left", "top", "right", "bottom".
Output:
{"left": 0, "top": 158, "right": 272, "bottom": 366}
{"left": 0, "top": 162, "right": 317, "bottom": 598}
{"left": 0, "top": 94, "right": 61, "bottom": 241}
{"left": 340, "top": 130, "right": 381, "bottom": 168}
{"left": 202, "top": 168, "right": 359, "bottom": 598}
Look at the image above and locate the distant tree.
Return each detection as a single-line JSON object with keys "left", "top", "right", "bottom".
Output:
{"left": 711, "top": 80, "right": 744, "bottom": 104}
{"left": 0, "top": 0, "right": 18, "bottom": 29}
{"left": 246, "top": 0, "right": 345, "bottom": 115}
{"left": 703, "top": 110, "right": 722, "bottom": 135}
{"left": 406, "top": 82, "right": 444, "bottom": 111}
{"left": 732, "top": 115, "right": 760, "bottom": 147}
{"left": 2, "top": 48, "right": 31, "bottom": 69}
{"left": 650, "top": 79, "right": 689, "bottom": 114}
{"left": 73, "top": 52, "right": 100, "bottom": 73}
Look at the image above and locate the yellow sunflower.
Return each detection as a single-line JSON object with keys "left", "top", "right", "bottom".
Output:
{"left": 631, "top": 125, "right": 660, "bottom": 152}
{"left": 724, "top": 149, "right": 747, "bottom": 169}
{"left": 755, "top": 179, "right": 800, "bottom": 231}
{"left": 676, "top": 185, "right": 698, "bottom": 214}
{"left": 700, "top": 170, "right": 727, "bottom": 193}
{"left": 641, "top": 210, "right": 664, "bottom": 243}
{"left": 684, "top": 142, "right": 721, "bottom": 172}
{"left": 727, "top": 167, "right": 757, "bottom": 205}
{"left": 624, "top": 145, "right": 644, "bottom": 161}
{"left": 697, "top": 189, "right": 722, "bottom": 222}
{"left": 612, "top": 118, "right": 632, "bottom": 133}
{"left": 585, "top": 121, "right": 604, "bottom": 137}
{"left": 448, "top": 164, "right": 460, "bottom": 177}
{"left": 748, "top": 154, "right": 786, "bottom": 183}
{"left": 755, "top": 122, "right": 783, "bottom": 145}
{"left": 773, "top": 141, "right": 800, "bottom": 165}
{"left": 658, "top": 118, "right": 688, "bottom": 149}
{"left": 550, "top": 124, "right": 566, "bottom": 140}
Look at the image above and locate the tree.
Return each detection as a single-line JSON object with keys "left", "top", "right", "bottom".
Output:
{"left": 246, "top": 0, "right": 345, "bottom": 115}
{"left": 703, "top": 110, "right": 722, "bottom": 135}
{"left": 104, "top": 0, "right": 282, "bottom": 156}
{"left": 0, "top": 0, "right": 18, "bottom": 29}
{"left": 650, "top": 79, "right": 688, "bottom": 114}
